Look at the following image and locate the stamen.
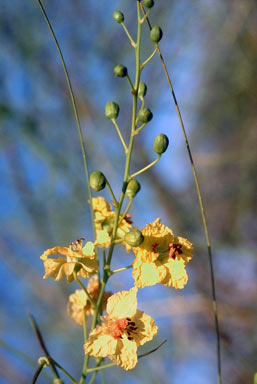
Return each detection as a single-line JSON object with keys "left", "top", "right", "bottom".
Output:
{"left": 152, "top": 243, "right": 159, "bottom": 253}
{"left": 168, "top": 243, "right": 183, "bottom": 259}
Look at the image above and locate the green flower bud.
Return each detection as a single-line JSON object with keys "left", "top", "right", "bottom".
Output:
{"left": 138, "top": 81, "right": 147, "bottom": 98}
{"left": 143, "top": 0, "right": 154, "bottom": 8}
{"left": 105, "top": 101, "right": 120, "bottom": 120}
{"left": 113, "top": 10, "right": 124, "bottom": 24}
{"left": 150, "top": 26, "right": 163, "bottom": 43}
{"left": 89, "top": 171, "right": 106, "bottom": 191}
{"left": 138, "top": 108, "right": 153, "bottom": 123}
{"left": 114, "top": 64, "right": 128, "bottom": 78}
{"left": 124, "top": 230, "right": 144, "bottom": 247}
{"left": 153, "top": 133, "right": 169, "bottom": 155}
{"left": 125, "top": 179, "right": 141, "bottom": 198}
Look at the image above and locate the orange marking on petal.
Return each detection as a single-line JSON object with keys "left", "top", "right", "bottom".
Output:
{"left": 109, "top": 318, "right": 129, "bottom": 339}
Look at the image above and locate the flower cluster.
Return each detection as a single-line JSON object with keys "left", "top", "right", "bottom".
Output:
{"left": 40, "top": 196, "right": 193, "bottom": 370}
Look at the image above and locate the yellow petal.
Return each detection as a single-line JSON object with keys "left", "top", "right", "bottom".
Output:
{"left": 68, "top": 289, "right": 93, "bottom": 325}
{"left": 78, "top": 258, "right": 98, "bottom": 277}
{"left": 84, "top": 326, "right": 117, "bottom": 358}
{"left": 63, "top": 262, "right": 76, "bottom": 280}
{"left": 107, "top": 288, "right": 137, "bottom": 319}
{"left": 132, "top": 258, "right": 166, "bottom": 288}
{"left": 82, "top": 241, "right": 95, "bottom": 258}
{"left": 162, "top": 259, "right": 188, "bottom": 289}
{"left": 174, "top": 236, "right": 193, "bottom": 265}
{"left": 40, "top": 246, "right": 69, "bottom": 261}
{"left": 42, "top": 257, "right": 65, "bottom": 279}
{"left": 111, "top": 338, "right": 138, "bottom": 370}
{"left": 94, "top": 230, "right": 111, "bottom": 248}
{"left": 131, "top": 310, "right": 158, "bottom": 346}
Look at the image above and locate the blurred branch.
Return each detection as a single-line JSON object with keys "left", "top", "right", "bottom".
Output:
{"left": 28, "top": 313, "right": 60, "bottom": 380}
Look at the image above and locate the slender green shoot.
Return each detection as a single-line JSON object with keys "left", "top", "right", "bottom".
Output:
{"left": 141, "top": 47, "right": 157, "bottom": 69}
{"left": 73, "top": 272, "right": 95, "bottom": 309}
{"left": 110, "top": 265, "right": 132, "bottom": 275}
{"left": 129, "top": 155, "right": 161, "bottom": 179}
{"left": 134, "top": 122, "right": 146, "bottom": 135}
{"left": 105, "top": 178, "right": 119, "bottom": 205}
{"left": 111, "top": 119, "right": 128, "bottom": 153}
{"left": 35, "top": 0, "right": 96, "bottom": 245}
{"left": 121, "top": 22, "right": 136, "bottom": 47}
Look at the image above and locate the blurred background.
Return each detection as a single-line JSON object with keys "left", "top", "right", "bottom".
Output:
{"left": 0, "top": 0, "right": 256, "bottom": 383}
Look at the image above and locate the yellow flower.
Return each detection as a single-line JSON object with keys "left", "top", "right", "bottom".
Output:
{"left": 84, "top": 287, "right": 158, "bottom": 370}
{"left": 40, "top": 238, "right": 98, "bottom": 282}
{"left": 68, "top": 276, "right": 112, "bottom": 325}
{"left": 92, "top": 197, "right": 112, "bottom": 223}
{"left": 92, "top": 197, "right": 132, "bottom": 249}
{"left": 132, "top": 218, "right": 193, "bottom": 288}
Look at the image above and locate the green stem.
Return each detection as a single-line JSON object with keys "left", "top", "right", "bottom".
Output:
{"left": 134, "top": 122, "right": 146, "bottom": 135}
{"left": 36, "top": 3, "right": 98, "bottom": 265}
{"left": 32, "top": 362, "right": 46, "bottom": 384}
{"left": 118, "top": 198, "right": 133, "bottom": 224}
{"left": 121, "top": 22, "right": 136, "bottom": 47}
{"left": 140, "top": 3, "right": 222, "bottom": 383}
{"left": 29, "top": 314, "right": 60, "bottom": 380}
{"left": 105, "top": 177, "right": 119, "bottom": 205}
{"left": 86, "top": 362, "right": 115, "bottom": 373}
{"left": 126, "top": 73, "right": 135, "bottom": 92}
{"left": 140, "top": 9, "right": 151, "bottom": 24}
{"left": 111, "top": 119, "right": 128, "bottom": 153}
{"left": 82, "top": 312, "right": 88, "bottom": 344}
{"left": 141, "top": 47, "right": 157, "bottom": 69}
{"left": 73, "top": 272, "right": 95, "bottom": 309}
{"left": 80, "top": 4, "right": 143, "bottom": 382}
{"left": 101, "top": 369, "right": 105, "bottom": 384}
{"left": 129, "top": 155, "right": 161, "bottom": 179}
{"left": 110, "top": 265, "right": 132, "bottom": 275}
{"left": 41, "top": 357, "right": 78, "bottom": 384}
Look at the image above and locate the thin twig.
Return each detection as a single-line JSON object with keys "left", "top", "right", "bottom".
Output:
{"left": 138, "top": 340, "right": 167, "bottom": 358}
{"left": 28, "top": 313, "right": 60, "bottom": 379}
{"left": 32, "top": 362, "right": 45, "bottom": 384}
{"left": 139, "top": 3, "right": 222, "bottom": 383}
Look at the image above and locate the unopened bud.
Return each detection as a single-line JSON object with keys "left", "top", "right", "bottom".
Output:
{"left": 125, "top": 230, "right": 144, "bottom": 247}
{"left": 113, "top": 10, "right": 124, "bottom": 24}
{"left": 143, "top": 0, "right": 154, "bottom": 8}
{"left": 105, "top": 101, "right": 120, "bottom": 120}
{"left": 150, "top": 26, "right": 163, "bottom": 43}
{"left": 138, "top": 108, "right": 153, "bottom": 123}
{"left": 138, "top": 81, "right": 147, "bottom": 98}
{"left": 153, "top": 133, "right": 169, "bottom": 155}
{"left": 125, "top": 179, "right": 141, "bottom": 198}
{"left": 90, "top": 171, "right": 106, "bottom": 192}
{"left": 114, "top": 64, "right": 128, "bottom": 78}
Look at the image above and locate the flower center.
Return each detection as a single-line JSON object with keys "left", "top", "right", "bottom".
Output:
{"left": 109, "top": 318, "right": 129, "bottom": 339}
{"left": 168, "top": 243, "right": 182, "bottom": 259}
{"left": 108, "top": 317, "right": 139, "bottom": 341}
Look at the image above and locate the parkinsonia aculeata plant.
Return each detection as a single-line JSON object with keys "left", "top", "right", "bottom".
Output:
{"left": 33, "top": 0, "right": 220, "bottom": 383}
